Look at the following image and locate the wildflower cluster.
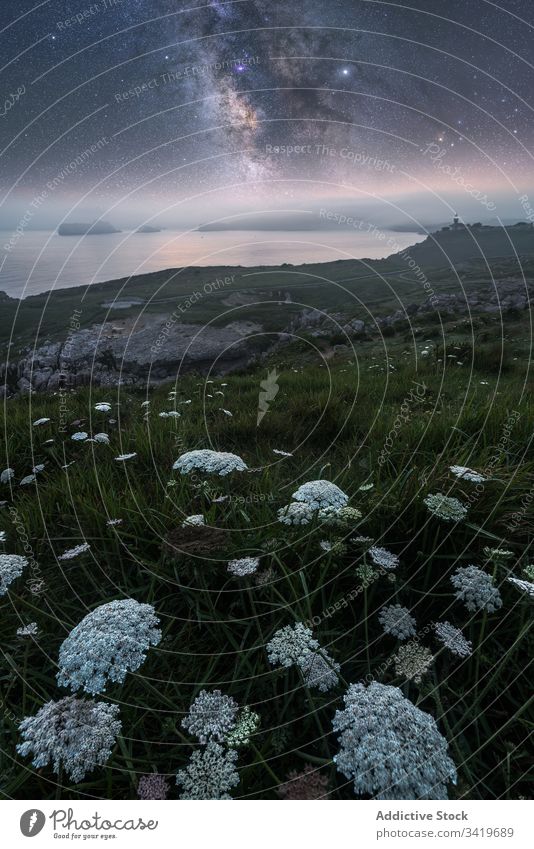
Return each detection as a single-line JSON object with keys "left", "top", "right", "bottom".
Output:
{"left": 332, "top": 682, "right": 457, "bottom": 799}
{"left": 173, "top": 449, "right": 247, "bottom": 476}
{"left": 226, "top": 707, "right": 260, "bottom": 748}
{"left": 292, "top": 479, "right": 349, "bottom": 510}
{"left": 378, "top": 604, "right": 416, "bottom": 639}
{"left": 267, "top": 623, "right": 339, "bottom": 691}
{"left": 175, "top": 742, "right": 240, "bottom": 800}
{"left": 393, "top": 643, "right": 434, "bottom": 683}
{"left": 434, "top": 621, "right": 473, "bottom": 658}
{"left": 449, "top": 465, "right": 487, "bottom": 483}
{"left": 17, "top": 696, "right": 121, "bottom": 783}
{"left": 227, "top": 556, "right": 260, "bottom": 577}
{"left": 57, "top": 599, "right": 161, "bottom": 694}
{"left": 424, "top": 493, "right": 468, "bottom": 522}
{"left": 181, "top": 689, "right": 239, "bottom": 743}
{"left": 0, "top": 553, "right": 28, "bottom": 595}
{"left": 451, "top": 566, "right": 503, "bottom": 613}
{"left": 369, "top": 546, "right": 399, "bottom": 570}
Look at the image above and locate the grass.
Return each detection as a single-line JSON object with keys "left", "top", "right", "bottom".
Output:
{"left": 0, "top": 341, "right": 533, "bottom": 800}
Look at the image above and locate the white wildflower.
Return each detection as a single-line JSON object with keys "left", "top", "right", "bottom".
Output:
{"left": 0, "top": 553, "right": 28, "bottom": 595}
{"left": 182, "top": 514, "right": 205, "bottom": 527}
{"left": 228, "top": 556, "right": 260, "bottom": 577}
{"left": 434, "top": 622, "right": 472, "bottom": 657}
{"left": 33, "top": 417, "right": 51, "bottom": 426}
{"left": 176, "top": 742, "right": 239, "bottom": 800}
{"left": 332, "top": 682, "right": 456, "bottom": 799}
{"left": 424, "top": 493, "right": 468, "bottom": 522}
{"left": 449, "top": 465, "right": 487, "bottom": 483}
{"left": 277, "top": 501, "right": 316, "bottom": 525}
{"left": 93, "top": 433, "right": 110, "bottom": 444}
{"left": 114, "top": 453, "right": 137, "bottom": 462}
{"left": 267, "top": 623, "right": 319, "bottom": 668}
{"left": 1, "top": 468, "right": 15, "bottom": 484}
{"left": 369, "top": 546, "right": 399, "bottom": 570}
{"left": 226, "top": 707, "right": 260, "bottom": 748}
{"left": 17, "top": 696, "right": 121, "bottom": 784}
{"left": 58, "top": 543, "right": 90, "bottom": 561}
{"left": 17, "top": 622, "right": 39, "bottom": 637}
{"left": 393, "top": 644, "right": 434, "bottom": 683}
{"left": 71, "top": 432, "right": 88, "bottom": 441}
{"left": 378, "top": 604, "right": 417, "bottom": 639}
{"left": 94, "top": 403, "right": 112, "bottom": 413}
{"left": 507, "top": 577, "right": 534, "bottom": 598}
{"left": 57, "top": 599, "right": 161, "bottom": 695}
{"left": 173, "top": 449, "right": 247, "bottom": 476}
{"left": 451, "top": 565, "right": 502, "bottom": 613}
{"left": 182, "top": 689, "right": 239, "bottom": 743}
{"left": 292, "top": 480, "right": 349, "bottom": 510}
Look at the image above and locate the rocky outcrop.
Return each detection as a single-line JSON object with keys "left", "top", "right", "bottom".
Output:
{"left": 0, "top": 317, "right": 264, "bottom": 398}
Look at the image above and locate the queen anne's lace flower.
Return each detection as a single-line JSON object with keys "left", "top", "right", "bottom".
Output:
{"left": 449, "top": 465, "right": 487, "bottom": 483}
{"left": 228, "top": 557, "right": 260, "bottom": 577}
{"left": 277, "top": 501, "right": 316, "bottom": 525}
{"left": 57, "top": 599, "right": 161, "bottom": 695}
{"left": 451, "top": 565, "right": 502, "bottom": 613}
{"left": 273, "top": 449, "right": 293, "bottom": 457}
{"left": 181, "top": 689, "right": 239, "bottom": 743}
{"left": 332, "top": 682, "right": 457, "bottom": 799}
{"left": 58, "top": 543, "right": 90, "bottom": 561}
{"left": 507, "top": 577, "right": 534, "bottom": 598}
{"left": 378, "top": 604, "right": 416, "bottom": 639}
{"left": 292, "top": 480, "right": 349, "bottom": 510}
{"left": 483, "top": 547, "right": 513, "bottom": 565}
{"left": 71, "top": 432, "right": 88, "bottom": 441}
{"left": 20, "top": 474, "right": 36, "bottom": 486}
{"left": 0, "top": 553, "right": 28, "bottom": 596}
{"left": 1, "top": 468, "right": 15, "bottom": 484}
{"left": 319, "top": 505, "right": 362, "bottom": 527}
{"left": 424, "top": 493, "right": 468, "bottom": 522}
{"left": 369, "top": 546, "right": 399, "bottom": 570}
{"left": 267, "top": 623, "right": 339, "bottom": 691}
{"left": 94, "top": 403, "right": 112, "bottom": 413}
{"left": 182, "top": 514, "right": 205, "bottom": 527}
{"left": 33, "top": 417, "right": 51, "bottom": 426}
{"left": 93, "top": 433, "right": 110, "bottom": 444}
{"left": 17, "top": 696, "right": 121, "bottom": 783}
{"left": 393, "top": 643, "right": 434, "bottom": 683}
{"left": 173, "top": 450, "right": 247, "bottom": 476}
{"left": 137, "top": 773, "right": 169, "bottom": 800}
{"left": 115, "top": 453, "right": 137, "bottom": 462}
{"left": 17, "top": 622, "right": 39, "bottom": 637}
{"left": 299, "top": 649, "right": 340, "bottom": 692}
{"left": 226, "top": 707, "right": 260, "bottom": 748}
{"left": 266, "top": 623, "right": 319, "bottom": 667}
{"left": 434, "top": 622, "right": 472, "bottom": 658}
{"left": 176, "top": 742, "right": 239, "bottom": 800}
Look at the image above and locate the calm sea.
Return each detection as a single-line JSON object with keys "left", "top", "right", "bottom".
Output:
{"left": 0, "top": 229, "right": 425, "bottom": 299}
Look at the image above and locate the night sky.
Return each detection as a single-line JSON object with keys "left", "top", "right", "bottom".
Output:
{"left": 1, "top": 0, "right": 533, "bottom": 229}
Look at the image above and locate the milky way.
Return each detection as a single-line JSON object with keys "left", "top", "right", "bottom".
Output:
{"left": 1, "top": 1, "right": 533, "bottom": 226}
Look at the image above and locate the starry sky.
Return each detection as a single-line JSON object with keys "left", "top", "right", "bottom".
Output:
{"left": 1, "top": 0, "right": 534, "bottom": 230}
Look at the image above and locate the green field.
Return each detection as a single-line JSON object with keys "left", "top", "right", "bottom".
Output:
{"left": 1, "top": 328, "right": 532, "bottom": 799}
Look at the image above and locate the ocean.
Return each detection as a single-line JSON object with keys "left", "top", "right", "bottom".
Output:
{"left": 0, "top": 228, "right": 425, "bottom": 299}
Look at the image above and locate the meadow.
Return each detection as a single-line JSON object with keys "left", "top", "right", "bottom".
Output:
{"left": 0, "top": 333, "right": 533, "bottom": 800}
